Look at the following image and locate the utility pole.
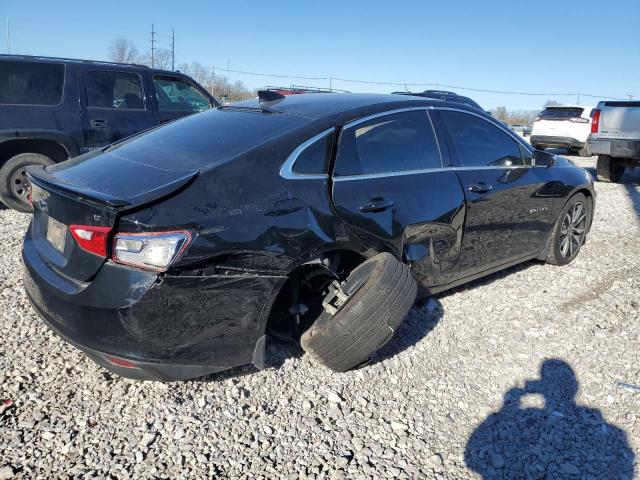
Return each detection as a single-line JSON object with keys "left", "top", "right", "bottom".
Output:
{"left": 628, "top": 94, "right": 635, "bottom": 101}
{"left": 170, "top": 29, "right": 175, "bottom": 71}
{"left": 329, "top": 77, "right": 332, "bottom": 92}
{"left": 210, "top": 65, "right": 215, "bottom": 95}
{"left": 227, "top": 57, "right": 230, "bottom": 98}
{"left": 6, "top": 18, "right": 10, "bottom": 54}
{"left": 150, "top": 24, "right": 156, "bottom": 68}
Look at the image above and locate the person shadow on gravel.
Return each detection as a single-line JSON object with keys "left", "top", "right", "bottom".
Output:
{"left": 465, "top": 359, "right": 634, "bottom": 479}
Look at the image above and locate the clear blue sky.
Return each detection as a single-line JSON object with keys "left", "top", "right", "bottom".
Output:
{"left": 2, "top": 0, "right": 638, "bottom": 110}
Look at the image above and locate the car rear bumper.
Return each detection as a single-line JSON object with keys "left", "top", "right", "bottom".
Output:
{"left": 530, "top": 135, "right": 585, "bottom": 149}
{"left": 22, "top": 228, "right": 286, "bottom": 381}
{"left": 587, "top": 138, "right": 640, "bottom": 159}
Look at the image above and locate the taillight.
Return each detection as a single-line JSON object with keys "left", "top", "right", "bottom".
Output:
{"left": 69, "top": 225, "right": 113, "bottom": 257}
{"left": 112, "top": 230, "right": 192, "bottom": 272}
{"left": 591, "top": 109, "right": 601, "bottom": 133}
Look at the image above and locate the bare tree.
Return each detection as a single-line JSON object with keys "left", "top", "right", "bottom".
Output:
{"left": 154, "top": 49, "right": 172, "bottom": 70}
{"left": 108, "top": 38, "right": 140, "bottom": 64}
{"left": 544, "top": 99, "right": 562, "bottom": 108}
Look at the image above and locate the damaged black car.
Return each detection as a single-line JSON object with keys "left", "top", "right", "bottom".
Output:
{"left": 22, "top": 92, "right": 596, "bottom": 381}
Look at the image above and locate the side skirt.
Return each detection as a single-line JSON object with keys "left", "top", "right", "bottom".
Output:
{"left": 423, "top": 252, "right": 541, "bottom": 296}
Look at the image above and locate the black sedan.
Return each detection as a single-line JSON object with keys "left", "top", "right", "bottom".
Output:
{"left": 23, "top": 93, "right": 596, "bottom": 381}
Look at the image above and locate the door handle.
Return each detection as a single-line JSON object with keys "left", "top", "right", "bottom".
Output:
{"left": 468, "top": 182, "right": 493, "bottom": 194}
{"left": 90, "top": 119, "right": 109, "bottom": 128}
{"left": 359, "top": 197, "right": 394, "bottom": 213}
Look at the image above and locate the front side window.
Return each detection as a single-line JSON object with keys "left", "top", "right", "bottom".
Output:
{"left": 335, "top": 110, "right": 441, "bottom": 176}
{"left": 153, "top": 76, "right": 210, "bottom": 112}
{"left": 86, "top": 71, "right": 144, "bottom": 109}
{"left": 440, "top": 110, "right": 525, "bottom": 167}
{"left": 0, "top": 61, "right": 64, "bottom": 105}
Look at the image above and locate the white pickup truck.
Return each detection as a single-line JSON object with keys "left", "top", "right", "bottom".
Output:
{"left": 587, "top": 101, "right": 640, "bottom": 182}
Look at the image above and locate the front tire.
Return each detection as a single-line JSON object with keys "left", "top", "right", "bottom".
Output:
{"left": 596, "top": 155, "right": 625, "bottom": 183}
{"left": 301, "top": 252, "right": 417, "bottom": 372}
{"left": 0, "top": 153, "right": 55, "bottom": 213}
{"left": 546, "top": 193, "right": 591, "bottom": 266}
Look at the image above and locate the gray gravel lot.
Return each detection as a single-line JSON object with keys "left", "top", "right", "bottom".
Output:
{"left": 1, "top": 155, "right": 639, "bottom": 479}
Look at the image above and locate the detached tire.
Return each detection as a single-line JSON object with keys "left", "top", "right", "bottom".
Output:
{"left": 301, "top": 252, "right": 417, "bottom": 372}
{"left": 596, "top": 155, "right": 625, "bottom": 183}
{"left": 0, "top": 153, "right": 55, "bottom": 213}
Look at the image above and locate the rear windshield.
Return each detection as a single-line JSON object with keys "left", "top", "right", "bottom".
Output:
{"left": 0, "top": 61, "right": 65, "bottom": 105}
{"left": 109, "top": 108, "right": 305, "bottom": 171}
{"left": 539, "top": 107, "right": 584, "bottom": 119}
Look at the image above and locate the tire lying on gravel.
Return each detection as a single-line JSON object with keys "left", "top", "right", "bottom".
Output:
{"left": 596, "top": 155, "right": 625, "bottom": 183}
{"left": 546, "top": 192, "right": 591, "bottom": 266}
{"left": 301, "top": 252, "right": 417, "bottom": 372}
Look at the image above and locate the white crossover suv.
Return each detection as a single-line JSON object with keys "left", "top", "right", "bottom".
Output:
{"left": 530, "top": 105, "right": 596, "bottom": 155}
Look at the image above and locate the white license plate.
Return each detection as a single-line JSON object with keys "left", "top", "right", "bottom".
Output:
{"left": 46, "top": 216, "right": 67, "bottom": 253}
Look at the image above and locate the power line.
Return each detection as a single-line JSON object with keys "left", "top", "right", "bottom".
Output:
{"left": 216, "top": 66, "right": 628, "bottom": 101}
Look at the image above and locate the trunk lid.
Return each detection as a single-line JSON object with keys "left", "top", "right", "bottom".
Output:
{"left": 597, "top": 101, "right": 640, "bottom": 139}
{"left": 28, "top": 153, "right": 198, "bottom": 281}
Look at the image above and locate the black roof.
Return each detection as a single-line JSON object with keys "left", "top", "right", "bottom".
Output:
{"left": 234, "top": 92, "right": 481, "bottom": 122}
{"left": 0, "top": 54, "right": 180, "bottom": 76}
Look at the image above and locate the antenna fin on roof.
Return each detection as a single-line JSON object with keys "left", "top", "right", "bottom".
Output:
{"left": 258, "top": 90, "right": 286, "bottom": 105}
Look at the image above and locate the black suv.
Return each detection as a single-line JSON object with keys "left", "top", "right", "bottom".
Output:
{"left": 0, "top": 55, "right": 219, "bottom": 212}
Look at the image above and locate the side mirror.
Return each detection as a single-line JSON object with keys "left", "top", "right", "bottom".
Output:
{"left": 534, "top": 150, "right": 555, "bottom": 168}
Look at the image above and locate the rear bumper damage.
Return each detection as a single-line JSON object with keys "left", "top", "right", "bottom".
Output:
{"left": 22, "top": 232, "right": 286, "bottom": 381}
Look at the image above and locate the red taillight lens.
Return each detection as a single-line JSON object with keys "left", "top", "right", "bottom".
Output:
{"left": 591, "top": 109, "right": 601, "bottom": 134}
{"left": 69, "top": 225, "right": 112, "bottom": 257}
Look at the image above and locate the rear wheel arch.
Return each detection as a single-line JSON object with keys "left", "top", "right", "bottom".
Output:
{"left": 262, "top": 249, "right": 367, "bottom": 340}
{"left": 0, "top": 138, "right": 72, "bottom": 166}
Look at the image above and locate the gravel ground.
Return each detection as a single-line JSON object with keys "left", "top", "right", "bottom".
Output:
{"left": 1, "top": 154, "right": 639, "bottom": 479}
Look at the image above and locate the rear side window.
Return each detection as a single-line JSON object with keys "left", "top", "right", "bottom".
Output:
{"left": 441, "top": 110, "right": 525, "bottom": 167}
{"left": 293, "top": 132, "right": 334, "bottom": 175}
{"left": 153, "top": 76, "right": 211, "bottom": 112}
{"left": 335, "top": 110, "right": 441, "bottom": 176}
{"left": 539, "top": 107, "right": 584, "bottom": 120}
{"left": 0, "top": 61, "right": 64, "bottom": 105}
{"left": 86, "top": 71, "right": 144, "bottom": 109}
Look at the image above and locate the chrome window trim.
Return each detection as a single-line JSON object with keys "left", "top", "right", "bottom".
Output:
{"left": 334, "top": 165, "right": 532, "bottom": 182}
{"left": 342, "top": 106, "right": 431, "bottom": 129}
{"left": 279, "top": 127, "right": 335, "bottom": 180}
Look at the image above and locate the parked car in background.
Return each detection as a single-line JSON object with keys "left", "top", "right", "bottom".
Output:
{"left": 510, "top": 124, "right": 532, "bottom": 137}
{"left": 530, "top": 105, "right": 595, "bottom": 155}
{"left": 392, "top": 90, "right": 485, "bottom": 111}
{"left": 587, "top": 101, "right": 640, "bottom": 182}
{"left": 23, "top": 92, "right": 595, "bottom": 381}
{"left": 0, "top": 54, "right": 219, "bottom": 212}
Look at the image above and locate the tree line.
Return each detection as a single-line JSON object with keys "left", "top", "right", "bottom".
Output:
{"left": 490, "top": 100, "right": 561, "bottom": 126}
{"left": 107, "top": 38, "right": 255, "bottom": 102}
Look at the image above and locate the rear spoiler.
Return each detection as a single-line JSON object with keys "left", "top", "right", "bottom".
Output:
{"left": 27, "top": 165, "right": 198, "bottom": 211}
